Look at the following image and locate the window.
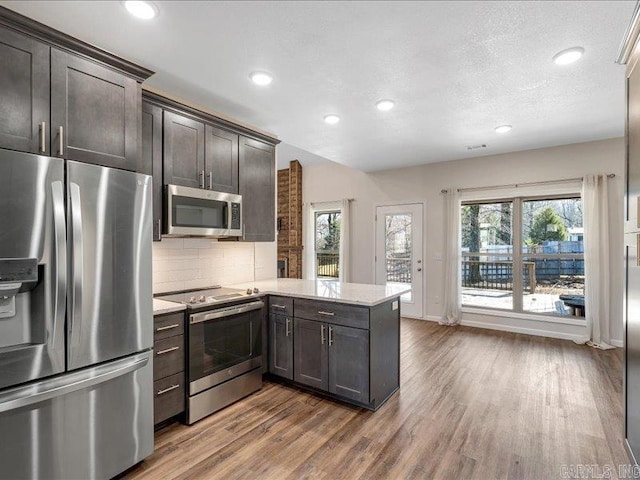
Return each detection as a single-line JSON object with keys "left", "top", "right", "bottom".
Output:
{"left": 314, "top": 210, "right": 341, "bottom": 278}
{"left": 461, "top": 196, "right": 584, "bottom": 317}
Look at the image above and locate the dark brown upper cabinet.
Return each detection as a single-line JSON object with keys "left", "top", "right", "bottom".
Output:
{"left": 142, "top": 101, "right": 163, "bottom": 241}
{"left": 50, "top": 48, "right": 139, "bottom": 170}
{"left": 0, "top": 26, "right": 50, "bottom": 155}
{"left": 239, "top": 136, "right": 275, "bottom": 242}
{"left": 0, "top": 8, "right": 153, "bottom": 170}
{"left": 163, "top": 111, "right": 205, "bottom": 189}
{"left": 205, "top": 124, "right": 238, "bottom": 193}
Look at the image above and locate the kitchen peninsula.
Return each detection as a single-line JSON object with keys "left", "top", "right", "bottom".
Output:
{"left": 152, "top": 278, "right": 409, "bottom": 424}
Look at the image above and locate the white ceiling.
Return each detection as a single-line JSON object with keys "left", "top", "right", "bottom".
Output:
{"left": 3, "top": 0, "right": 635, "bottom": 172}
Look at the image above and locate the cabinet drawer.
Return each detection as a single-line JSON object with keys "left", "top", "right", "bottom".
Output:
{"left": 154, "top": 335, "right": 184, "bottom": 380}
{"left": 270, "top": 296, "right": 294, "bottom": 316}
{"left": 154, "top": 312, "right": 185, "bottom": 341}
{"left": 154, "top": 372, "right": 185, "bottom": 424}
{"left": 294, "top": 298, "right": 369, "bottom": 329}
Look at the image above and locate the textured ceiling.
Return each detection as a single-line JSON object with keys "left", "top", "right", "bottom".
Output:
{"left": 2, "top": 0, "right": 634, "bottom": 172}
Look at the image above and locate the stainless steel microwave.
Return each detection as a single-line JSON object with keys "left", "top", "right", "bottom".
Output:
{"left": 164, "top": 184, "right": 242, "bottom": 238}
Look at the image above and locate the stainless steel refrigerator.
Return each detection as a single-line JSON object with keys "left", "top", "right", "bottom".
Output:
{"left": 0, "top": 148, "right": 153, "bottom": 479}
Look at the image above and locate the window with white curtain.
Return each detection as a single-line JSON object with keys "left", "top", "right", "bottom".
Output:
{"left": 461, "top": 195, "right": 585, "bottom": 317}
{"left": 305, "top": 199, "right": 351, "bottom": 281}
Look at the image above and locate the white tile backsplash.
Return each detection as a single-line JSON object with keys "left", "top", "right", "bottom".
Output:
{"left": 152, "top": 239, "right": 277, "bottom": 293}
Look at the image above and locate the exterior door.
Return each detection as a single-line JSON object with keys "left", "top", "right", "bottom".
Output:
{"left": 375, "top": 203, "right": 424, "bottom": 318}
{"left": 66, "top": 161, "right": 153, "bottom": 370}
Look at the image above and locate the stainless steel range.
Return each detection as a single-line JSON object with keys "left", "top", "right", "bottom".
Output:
{"left": 156, "top": 286, "right": 264, "bottom": 424}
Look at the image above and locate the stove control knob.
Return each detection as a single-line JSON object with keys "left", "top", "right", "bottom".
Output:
{"left": 188, "top": 296, "right": 197, "bottom": 304}
{"left": 198, "top": 295, "right": 206, "bottom": 302}
{"left": 253, "top": 288, "right": 259, "bottom": 294}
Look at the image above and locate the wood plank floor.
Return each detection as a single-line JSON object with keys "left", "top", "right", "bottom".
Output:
{"left": 124, "top": 319, "right": 627, "bottom": 480}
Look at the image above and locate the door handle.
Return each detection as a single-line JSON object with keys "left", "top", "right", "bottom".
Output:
{"left": 58, "top": 126, "right": 64, "bottom": 156}
{"left": 51, "top": 181, "right": 67, "bottom": 356}
{"left": 69, "top": 182, "right": 83, "bottom": 347}
{"left": 321, "top": 325, "right": 325, "bottom": 344}
{"left": 40, "top": 122, "right": 46, "bottom": 153}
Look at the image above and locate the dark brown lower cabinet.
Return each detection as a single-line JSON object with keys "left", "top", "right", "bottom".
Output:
{"left": 293, "top": 317, "right": 328, "bottom": 390}
{"left": 281, "top": 296, "right": 399, "bottom": 410}
{"left": 269, "top": 313, "right": 293, "bottom": 380}
{"left": 153, "top": 312, "right": 185, "bottom": 425}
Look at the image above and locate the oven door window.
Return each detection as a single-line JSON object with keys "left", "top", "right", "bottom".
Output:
{"left": 190, "top": 310, "right": 261, "bottom": 382}
{"left": 172, "top": 195, "right": 227, "bottom": 229}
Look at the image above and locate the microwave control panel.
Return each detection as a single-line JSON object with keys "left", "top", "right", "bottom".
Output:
{"left": 230, "top": 203, "right": 241, "bottom": 229}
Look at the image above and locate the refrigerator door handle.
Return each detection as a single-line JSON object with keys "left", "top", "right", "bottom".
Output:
{"left": 0, "top": 353, "right": 149, "bottom": 414}
{"left": 69, "top": 182, "right": 83, "bottom": 345}
{"left": 51, "top": 181, "right": 67, "bottom": 352}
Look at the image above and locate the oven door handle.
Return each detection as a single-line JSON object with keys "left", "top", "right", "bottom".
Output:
{"left": 190, "top": 300, "right": 265, "bottom": 324}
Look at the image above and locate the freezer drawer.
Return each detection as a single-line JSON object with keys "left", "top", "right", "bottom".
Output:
{"left": 0, "top": 350, "right": 153, "bottom": 479}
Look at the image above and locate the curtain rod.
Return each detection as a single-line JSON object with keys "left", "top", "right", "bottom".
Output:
{"left": 440, "top": 174, "right": 615, "bottom": 194}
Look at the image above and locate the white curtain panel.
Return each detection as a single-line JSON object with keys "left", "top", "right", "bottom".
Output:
{"left": 441, "top": 188, "right": 462, "bottom": 326}
{"left": 576, "top": 174, "right": 614, "bottom": 349}
{"left": 339, "top": 199, "right": 351, "bottom": 283}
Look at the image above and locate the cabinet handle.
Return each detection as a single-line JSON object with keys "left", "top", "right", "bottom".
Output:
{"left": 321, "top": 325, "right": 325, "bottom": 345}
{"left": 242, "top": 223, "right": 246, "bottom": 241}
{"left": 40, "top": 122, "right": 46, "bottom": 153}
{"left": 199, "top": 170, "right": 205, "bottom": 189}
{"left": 156, "top": 346, "right": 179, "bottom": 355}
{"left": 208, "top": 171, "right": 213, "bottom": 189}
{"left": 157, "top": 384, "right": 180, "bottom": 395}
{"left": 272, "top": 304, "right": 286, "bottom": 309}
{"left": 156, "top": 323, "right": 179, "bottom": 332}
{"left": 58, "top": 126, "right": 64, "bottom": 156}
{"left": 637, "top": 234, "right": 640, "bottom": 267}
{"left": 286, "top": 318, "right": 291, "bottom": 337}
{"left": 328, "top": 326, "right": 334, "bottom": 346}
{"left": 318, "top": 311, "right": 335, "bottom": 316}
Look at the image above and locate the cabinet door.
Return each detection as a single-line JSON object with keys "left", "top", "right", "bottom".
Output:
{"left": 269, "top": 314, "right": 293, "bottom": 380}
{"left": 142, "top": 101, "right": 163, "bottom": 241}
{"left": 294, "top": 318, "right": 328, "bottom": 391}
{"left": 328, "top": 325, "right": 369, "bottom": 404}
{"left": 0, "top": 26, "right": 49, "bottom": 154}
{"left": 205, "top": 124, "right": 238, "bottom": 193}
{"left": 239, "top": 136, "right": 275, "bottom": 241}
{"left": 50, "top": 48, "right": 138, "bottom": 170}
{"left": 163, "top": 111, "right": 205, "bottom": 189}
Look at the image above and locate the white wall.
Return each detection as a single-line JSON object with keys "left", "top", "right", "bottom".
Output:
{"left": 152, "top": 239, "right": 277, "bottom": 293}
{"left": 302, "top": 137, "right": 625, "bottom": 344}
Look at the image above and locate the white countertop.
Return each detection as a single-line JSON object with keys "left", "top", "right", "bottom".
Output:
{"left": 225, "top": 278, "right": 411, "bottom": 307}
{"left": 153, "top": 298, "right": 186, "bottom": 315}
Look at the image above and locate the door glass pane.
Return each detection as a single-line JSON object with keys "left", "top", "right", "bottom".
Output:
{"left": 384, "top": 213, "right": 412, "bottom": 302}
{"left": 315, "top": 211, "right": 341, "bottom": 278}
{"left": 461, "top": 202, "right": 513, "bottom": 310}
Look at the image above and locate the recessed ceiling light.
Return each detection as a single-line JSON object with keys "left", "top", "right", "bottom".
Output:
{"left": 376, "top": 100, "right": 395, "bottom": 111}
{"left": 250, "top": 72, "right": 273, "bottom": 86}
{"left": 495, "top": 125, "right": 512, "bottom": 134}
{"left": 553, "top": 47, "right": 584, "bottom": 66}
{"left": 324, "top": 114, "right": 340, "bottom": 125}
{"left": 124, "top": 1, "right": 157, "bottom": 20}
